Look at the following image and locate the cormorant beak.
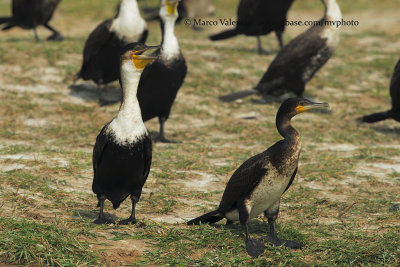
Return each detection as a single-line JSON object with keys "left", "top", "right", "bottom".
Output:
{"left": 296, "top": 101, "right": 330, "bottom": 113}
{"left": 165, "top": 0, "right": 179, "bottom": 16}
{"left": 132, "top": 45, "right": 161, "bottom": 69}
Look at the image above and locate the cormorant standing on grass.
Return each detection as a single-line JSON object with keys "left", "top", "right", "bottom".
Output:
{"left": 0, "top": 0, "right": 63, "bottom": 41}
{"left": 358, "top": 59, "right": 400, "bottom": 123}
{"left": 137, "top": 0, "right": 187, "bottom": 143}
{"left": 209, "top": 0, "right": 294, "bottom": 54}
{"left": 188, "top": 98, "right": 330, "bottom": 257}
{"left": 219, "top": 0, "right": 341, "bottom": 102}
{"left": 76, "top": 0, "right": 148, "bottom": 85}
{"left": 92, "top": 43, "right": 159, "bottom": 225}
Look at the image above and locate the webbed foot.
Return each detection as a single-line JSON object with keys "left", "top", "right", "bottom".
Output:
{"left": 245, "top": 238, "right": 266, "bottom": 258}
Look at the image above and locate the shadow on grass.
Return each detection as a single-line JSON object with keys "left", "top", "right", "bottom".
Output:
{"left": 69, "top": 83, "right": 121, "bottom": 106}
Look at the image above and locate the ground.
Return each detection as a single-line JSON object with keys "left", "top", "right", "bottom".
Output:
{"left": 0, "top": 0, "right": 399, "bottom": 266}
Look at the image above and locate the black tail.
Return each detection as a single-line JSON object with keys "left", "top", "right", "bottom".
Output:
{"left": 219, "top": 89, "right": 257, "bottom": 102}
{"left": 209, "top": 28, "right": 239, "bottom": 41}
{"left": 187, "top": 210, "right": 222, "bottom": 225}
{"left": 357, "top": 110, "right": 391, "bottom": 123}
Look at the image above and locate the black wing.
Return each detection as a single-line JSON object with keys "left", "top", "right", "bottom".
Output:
{"left": 142, "top": 134, "right": 152, "bottom": 183}
{"left": 283, "top": 167, "right": 297, "bottom": 194}
{"left": 218, "top": 151, "right": 268, "bottom": 213}
{"left": 80, "top": 19, "right": 114, "bottom": 72}
{"left": 258, "top": 22, "right": 328, "bottom": 84}
{"left": 390, "top": 59, "right": 400, "bottom": 110}
{"left": 92, "top": 123, "right": 111, "bottom": 176}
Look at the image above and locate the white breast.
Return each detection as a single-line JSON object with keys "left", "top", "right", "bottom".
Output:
{"left": 110, "top": 1, "right": 147, "bottom": 43}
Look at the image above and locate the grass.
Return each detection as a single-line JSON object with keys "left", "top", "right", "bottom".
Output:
{"left": 0, "top": 0, "right": 400, "bottom": 266}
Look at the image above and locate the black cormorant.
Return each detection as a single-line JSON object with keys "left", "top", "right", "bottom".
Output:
{"left": 209, "top": 0, "right": 294, "bottom": 54}
{"left": 0, "top": 0, "right": 63, "bottom": 41}
{"left": 188, "top": 98, "right": 330, "bottom": 257}
{"left": 137, "top": 0, "right": 187, "bottom": 143}
{"left": 92, "top": 43, "right": 159, "bottom": 225}
{"left": 76, "top": 0, "right": 148, "bottom": 85}
{"left": 358, "top": 59, "right": 400, "bottom": 123}
{"left": 219, "top": 0, "right": 341, "bottom": 102}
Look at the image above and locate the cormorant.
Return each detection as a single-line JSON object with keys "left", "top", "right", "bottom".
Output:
{"left": 142, "top": 0, "right": 215, "bottom": 28}
{"left": 219, "top": 0, "right": 341, "bottom": 102}
{"left": 92, "top": 43, "right": 159, "bottom": 225}
{"left": 137, "top": 0, "right": 187, "bottom": 143}
{"left": 188, "top": 98, "right": 330, "bottom": 258}
{"left": 358, "top": 59, "right": 400, "bottom": 123}
{"left": 0, "top": 0, "right": 63, "bottom": 41}
{"left": 76, "top": 0, "right": 148, "bottom": 85}
{"left": 209, "top": 0, "right": 294, "bottom": 54}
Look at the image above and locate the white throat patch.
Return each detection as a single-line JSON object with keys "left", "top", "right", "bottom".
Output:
{"left": 108, "top": 62, "right": 147, "bottom": 146}
{"left": 111, "top": 0, "right": 147, "bottom": 43}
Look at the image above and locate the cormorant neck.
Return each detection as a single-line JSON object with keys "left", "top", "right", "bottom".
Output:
{"left": 114, "top": 0, "right": 146, "bottom": 41}
{"left": 160, "top": 16, "right": 180, "bottom": 60}
{"left": 276, "top": 114, "right": 299, "bottom": 141}
{"left": 118, "top": 63, "right": 142, "bottom": 119}
{"left": 324, "top": 0, "right": 341, "bottom": 22}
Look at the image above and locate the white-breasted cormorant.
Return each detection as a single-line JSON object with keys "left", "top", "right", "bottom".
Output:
{"left": 92, "top": 43, "right": 159, "bottom": 225}
{"left": 0, "top": 0, "right": 63, "bottom": 41}
{"left": 188, "top": 98, "right": 330, "bottom": 257}
{"left": 219, "top": 0, "right": 341, "bottom": 102}
{"left": 358, "top": 59, "right": 400, "bottom": 123}
{"left": 209, "top": 0, "right": 294, "bottom": 54}
{"left": 76, "top": 0, "right": 148, "bottom": 85}
{"left": 137, "top": 0, "right": 187, "bottom": 143}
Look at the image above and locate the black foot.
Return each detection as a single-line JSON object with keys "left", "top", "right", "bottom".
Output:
{"left": 93, "top": 216, "right": 115, "bottom": 225}
{"left": 118, "top": 217, "right": 137, "bottom": 225}
{"left": 154, "top": 136, "right": 180, "bottom": 143}
{"left": 258, "top": 49, "right": 271, "bottom": 55}
{"left": 265, "top": 236, "right": 302, "bottom": 249}
{"left": 245, "top": 238, "right": 266, "bottom": 258}
{"left": 47, "top": 33, "right": 64, "bottom": 41}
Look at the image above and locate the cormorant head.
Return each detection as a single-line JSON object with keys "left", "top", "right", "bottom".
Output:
{"left": 159, "top": 0, "right": 180, "bottom": 20}
{"left": 278, "top": 98, "right": 330, "bottom": 120}
{"left": 120, "top": 43, "right": 160, "bottom": 71}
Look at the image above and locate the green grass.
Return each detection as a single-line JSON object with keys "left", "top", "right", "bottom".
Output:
{"left": 0, "top": 217, "right": 97, "bottom": 266}
{"left": 0, "top": 0, "right": 400, "bottom": 266}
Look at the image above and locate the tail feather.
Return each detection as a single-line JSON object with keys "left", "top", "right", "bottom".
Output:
{"left": 187, "top": 210, "right": 222, "bottom": 225}
{"left": 219, "top": 89, "right": 257, "bottom": 102}
{"left": 357, "top": 110, "right": 391, "bottom": 123}
{"left": 209, "top": 29, "right": 239, "bottom": 41}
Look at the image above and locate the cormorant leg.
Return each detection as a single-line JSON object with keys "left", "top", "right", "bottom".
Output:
{"left": 256, "top": 36, "right": 271, "bottom": 55}
{"left": 93, "top": 196, "right": 115, "bottom": 224}
{"left": 244, "top": 224, "right": 266, "bottom": 258}
{"left": 275, "top": 31, "right": 284, "bottom": 49}
{"left": 33, "top": 27, "right": 40, "bottom": 42}
{"left": 154, "top": 117, "right": 179, "bottom": 143}
{"left": 118, "top": 196, "right": 137, "bottom": 225}
{"left": 226, "top": 219, "right": 234, "bottom": 226}
{"left": 264, "top": 211, "right": 302, "bottom": 249}
{"left": 44, "top": 23, "right": 63, "bottom": 41}
{"left": 238, "top": 201, "right": 265, "bottom": 257}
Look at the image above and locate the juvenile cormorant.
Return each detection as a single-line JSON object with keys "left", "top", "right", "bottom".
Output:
{"left": 188, "top": 98, "right": 330, "bottom": 257}
{"left": 92, "top": 43, "right": 159, "bottom": 225}
{"left": 209, "top": 0, "right": 294, "bottom": 54}
{"left": 358, "top": 59, "right": 400, "bottom": 123}
{"left": 219, "top": 0, "right": 341, "bottom": 102}
{"left": 0, "top": 0, "right": 63, "bottom": 41}
{"left": 137, "top": 0, "right": 187, "bottom": 143}
{"left": 76, "top": 0, "right": 148, "bottom": 85}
